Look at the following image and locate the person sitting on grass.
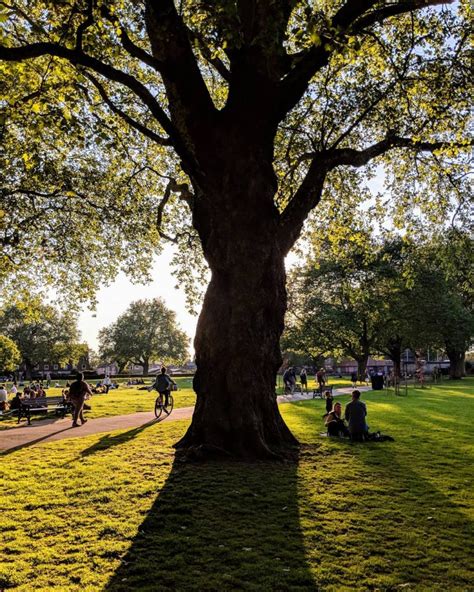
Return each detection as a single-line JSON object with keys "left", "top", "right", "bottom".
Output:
{"left": 325, "top": 402, "right": 349, "bottom": 438}
{"left": 324, "top": 390, "right": 334, "bottom": 416}
{"left": 344, "top": 390, "right": 368, "bottom": 441}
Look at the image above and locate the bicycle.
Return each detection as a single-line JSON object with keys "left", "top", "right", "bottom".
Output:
{"left": 154, "top": 390, "right": 175, "bottom": 419}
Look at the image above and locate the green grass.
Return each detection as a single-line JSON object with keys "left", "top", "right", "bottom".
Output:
{"left": 1, "top": 380, "right": 473, "bottom": 591}
{"left": 0, "top": 377, "right": 196, "bottom": 429}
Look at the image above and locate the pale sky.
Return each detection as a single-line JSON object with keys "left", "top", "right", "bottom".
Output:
{"left": 78, "top": 247, "right": 199, "bottom": 354}
{"left": 78, "top": 247, "right": 301, "bottom": 356}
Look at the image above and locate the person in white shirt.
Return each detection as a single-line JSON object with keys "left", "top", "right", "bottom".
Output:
{"left": 102, "top": 375, "right": 112, "bottom": 394}
{"left": 10, "top": 384, "right": 18, "bottom": 396}
{"left": 0, "top": 385, "right": 8, "bottom": 403}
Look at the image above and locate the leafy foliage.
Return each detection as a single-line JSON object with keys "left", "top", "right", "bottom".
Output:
{"left": 286, "top": 227, "right": 474, "bottom": 374}
{"left": 98, "top": 297, "right": 189, "bottom": 374}
{"left": 0, "top": 298, "right": 80, "bottom": 373}
{"left": 0, "top": 334, "right": 21, "bottom": 372}
{"left": 0, "top": 1, "right": 471, "bottom": 305}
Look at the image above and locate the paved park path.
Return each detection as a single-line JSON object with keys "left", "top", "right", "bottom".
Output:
{"left": 0, "top": 386, "right": 371, "bottom": 453}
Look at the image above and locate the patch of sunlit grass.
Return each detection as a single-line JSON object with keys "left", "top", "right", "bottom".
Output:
{"left": 0, "top": 379, "right": 472, "bottom": 591}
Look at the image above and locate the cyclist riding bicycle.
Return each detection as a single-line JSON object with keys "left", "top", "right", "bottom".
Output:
{"left": 150, "top": 366, "right": 176, "bottom": 408}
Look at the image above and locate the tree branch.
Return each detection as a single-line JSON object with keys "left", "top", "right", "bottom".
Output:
{"left": 185, "top": 26, "right": 231, "bottom": 82}
{"left": 82, "top": 73, "right": 171, "bottom": 146}
{"left": 144, "top": 0, "right": 216, "bottom": 130}
{"left": 325, "top": 135, "right": 469, "bottom": 169}
{"left": 353, "top": 1, "right": 453, "bottom": 32}
{"left": 99, "top": 4, "right": 162, "bottom": 72}
{"left": 277, "top": 0, "right": 455, "bottom": 121}
{"left": 278, "top": 156, "right": 328, "bottom": 255}
{"left": 0, "top": 41, "right": 191, "bottom": 162}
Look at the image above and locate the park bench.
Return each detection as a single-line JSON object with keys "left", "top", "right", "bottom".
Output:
{"left": 17, "top": 396, "right": 73, "bottom": 425}
{"left": 311, "top": 384, "right": 334, "bottom": 399}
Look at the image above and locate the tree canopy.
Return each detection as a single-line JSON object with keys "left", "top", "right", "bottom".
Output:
{"left": 98, "top": 297, "right": 189, "bottom": 375}
{"left": 0, "top": 1, "right": 470, "bottom": 302}
{"left": 0, "top": 334, "right": 21, "bottom": 372}
{"left": 0, "top": 299, "right": 80, "bottom": 376}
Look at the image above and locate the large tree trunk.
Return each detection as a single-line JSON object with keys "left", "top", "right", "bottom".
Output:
{"left": 176, "top": 241, "right": 298, "bottom": 460}
{"left": 446, "top": 348, "right": 465, "bottom": 379}
{"left": 142, "top": 359, "right": 149, "bottom": 377}
{"left": 175, "top": 146, "right": 299, "bottom": 460}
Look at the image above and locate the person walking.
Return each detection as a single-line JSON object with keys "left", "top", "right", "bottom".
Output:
{"left": 68, "top": 372, "right": 92, "bottom": 427}
{"left": 283, "top": 367, "right": 296, "bottom": 394}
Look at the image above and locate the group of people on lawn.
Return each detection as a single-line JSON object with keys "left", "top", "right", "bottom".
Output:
{"left": 325, "top": 389, "right": 369, "bottom": 441}
{"left": 0, "top": 381, "right": 49, "bottom": 411}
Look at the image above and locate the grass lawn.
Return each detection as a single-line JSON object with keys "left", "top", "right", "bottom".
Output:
{"left": 0, "top": 375, "right": 353, "bottom": 429}
{"left": 0, "top": 377, "right": 196, "bottom": 429}
{"left": 1, "top": 380, "right": 473, "bottom": 591}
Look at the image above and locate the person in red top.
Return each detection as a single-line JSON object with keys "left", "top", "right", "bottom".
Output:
{"left": 68, "top": 372, "right": 92, "bottom": 427}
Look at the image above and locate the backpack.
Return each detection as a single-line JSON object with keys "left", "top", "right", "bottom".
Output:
{"left": 69, "top": 381, "right": 83, "bottom": 396}
{"left": 155, "top": 374, "right": 171, "bottom": 391}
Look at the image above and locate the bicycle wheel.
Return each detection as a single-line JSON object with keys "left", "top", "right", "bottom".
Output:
{"left": 163, "top": 394, "right": 174, "bottom": 415}
{"left": 154, "top": 397, "right": 163, "bottom": 419}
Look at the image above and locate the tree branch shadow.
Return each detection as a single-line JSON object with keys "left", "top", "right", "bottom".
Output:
{"left": 75, "top": 419, "right": 161, "bottom": 461}
{"left": 105, "top": 454, "right": 317, "bottom": 591}
{"left": 0, "top": 427, "right": 74, "bottom": 456}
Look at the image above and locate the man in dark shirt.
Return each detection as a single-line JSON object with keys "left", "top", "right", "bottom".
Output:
{"left": 344, "top": 390, "right": 368, "bottom": 441}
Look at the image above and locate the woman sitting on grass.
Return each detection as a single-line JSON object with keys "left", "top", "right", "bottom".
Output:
{"left": 325, "top": 402, "right": 349, "bottom": 438}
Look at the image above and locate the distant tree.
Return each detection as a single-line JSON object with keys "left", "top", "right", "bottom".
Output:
{"left": 0, "top": 335, "right": 21, "bottom": 373}
{"left": 98, "top": 298, "right": 188, "bottom": 376}
{"left": 0, "top": 300, "right": 79, "bottom": 378}
{"left": 434, "top": 229, "right": 474, "bottom": 378}
{"left": 97, "top": 324, "right": 129, "bottom": 374}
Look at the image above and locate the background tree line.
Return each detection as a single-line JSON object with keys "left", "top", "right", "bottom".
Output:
{"left": 284, "top": 227, "right": 473, "bottom": 380}
{"left": 0, "top": 297, "right": 188, "bottom": 378}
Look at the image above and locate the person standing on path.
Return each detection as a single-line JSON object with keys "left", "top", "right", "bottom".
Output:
{"left": 300, "top": 368, "right": 308, "bottom": 392}
{"left": 102, "top": 375, "right": 112, "bottom": 394}
{"left": 316, "top": 368, "right": 326, "bottom": 393}
{"left": 69, "top": 372, "right": 92, "bottom": 427}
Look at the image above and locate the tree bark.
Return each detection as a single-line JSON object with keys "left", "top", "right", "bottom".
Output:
{"left": 142, "top": 359, "right": 149, "bottom": 377}
{"left": 385, "top": 339, "right": 403, "bottom": 379}
{"left": 446, "top": 348, "right": 465, "bottom": 379}
{"left": 354, "top": 354, "right": 369, "bottom": 383}
{"left": 175, "top": 148, "right": 299, "bottom": 460}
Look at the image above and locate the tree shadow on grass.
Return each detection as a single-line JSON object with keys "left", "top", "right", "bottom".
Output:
{"left": 75, "top": 419, "right": 161, "bottom": 461}
{"left": 290, "top": 402, "right": 474, "bottom": 589}
{"left": 105, "top": 454, "right": 317, "bottom": 592}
